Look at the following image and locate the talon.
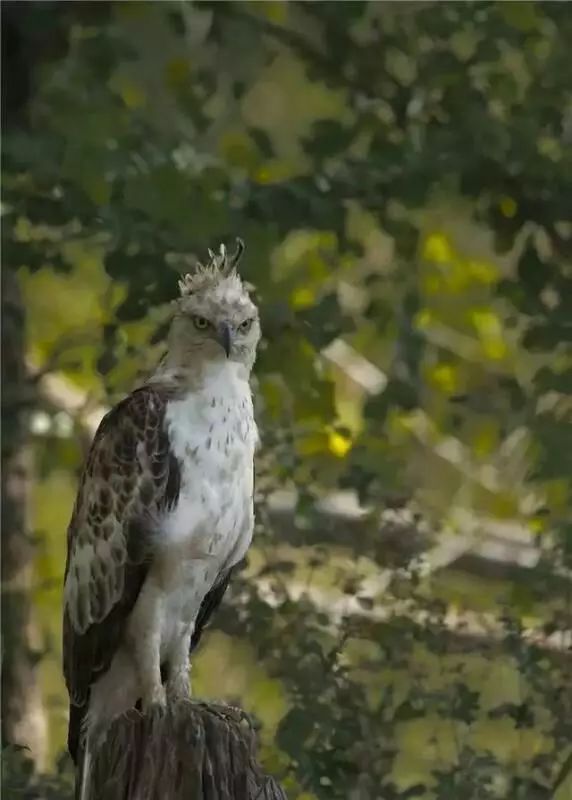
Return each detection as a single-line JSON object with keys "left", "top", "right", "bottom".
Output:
{"left": 167, "top": 674, "right": 191, "bottom": 705}
{"left": 143, "top": 684, "right": 166, "bottom": 715}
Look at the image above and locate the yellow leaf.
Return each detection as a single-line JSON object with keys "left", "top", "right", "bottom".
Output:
{"left": 328, "top": 429, "right": 352, "bottom": 458}
{"left": 426, "top": 363, "right": 459, "bottom": 395}
{"left": 472, "top": 421, "right": 498, "bottom": 457}
{"left": 254, "top": 160, "right": 298, "bottom": 184}
{"left": 490, "top": 492, "right": 519, "bottom": 519}
{"left": 499, "top": 196, "right": 518, "bottom": 218}
{"left": 467, "top": 258, "right": 500, "bottom": 284}
{"left": 470, "top": 309, "right": 508, "bottom": 361}
{"left": 421, "top": 232, "right": 454, "bottom": 264}
{"left": 290, "top": 287, "right": 315, "bottom": 309}
{"left": 415, "top": 309, "right": 433, "bottom": 329}
{"left": 483, "top": 339, "right": 507, "bottom": 360}
{"left": 528, "top": 516, "right": 545, "bottom": 534}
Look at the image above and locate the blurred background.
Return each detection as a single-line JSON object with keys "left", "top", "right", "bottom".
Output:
{"left": 2, "top": 2, "right": 571, "bottom": 799}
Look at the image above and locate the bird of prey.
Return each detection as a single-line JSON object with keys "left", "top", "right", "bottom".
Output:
{"left": 62, "top": 240, "right": 260, "bottom": 795}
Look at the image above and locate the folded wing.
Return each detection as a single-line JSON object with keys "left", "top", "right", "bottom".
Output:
{"left": 62, "top": 385, "right": 180, "bottom": 761}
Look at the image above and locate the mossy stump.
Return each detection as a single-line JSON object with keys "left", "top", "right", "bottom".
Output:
{"left": 85, "top": 702, "right": 287, "bottom": 800}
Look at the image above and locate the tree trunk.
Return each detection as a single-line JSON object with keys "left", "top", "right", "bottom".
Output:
{"left": 1, "top": 267, "right": 47, "bottom": 768}
{"left": 84, "top": 702, "right": 287, "bottom": 800}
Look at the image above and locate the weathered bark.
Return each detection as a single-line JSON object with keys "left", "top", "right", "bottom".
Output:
{"left": 85, "top": 702, "right": 287, "bottom": 800}
{"left": 1, "top": 267, "right": 47, "bottom": 767}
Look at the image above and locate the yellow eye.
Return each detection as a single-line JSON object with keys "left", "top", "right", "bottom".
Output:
{"left": 239, "top": 318, "right": 253, "bottom": 333}
{"left": 193, "top": 316, "right": 210, "bottom": 330}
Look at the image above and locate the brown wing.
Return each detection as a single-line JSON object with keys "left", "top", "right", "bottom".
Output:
{"left": 189, "top": 567, "right": 234, "bottom": 653}
{"left": 63, "top": 385, "right": 180, "bottom": 761}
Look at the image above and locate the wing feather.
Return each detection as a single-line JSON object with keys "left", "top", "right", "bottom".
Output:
{"left": 189, "top": 567, "right": 234, "bottom": 653}
{"left": 63, "top": 385, "right": 180, "bottom": 760}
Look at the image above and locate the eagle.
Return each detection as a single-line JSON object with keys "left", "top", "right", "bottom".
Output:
{"left": 62, "top": 240, "right": 260, "bottom": 794}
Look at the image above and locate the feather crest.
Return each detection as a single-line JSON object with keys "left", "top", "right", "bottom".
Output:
{"left": 178, "top": 238, "right": 245, "bottom": 297}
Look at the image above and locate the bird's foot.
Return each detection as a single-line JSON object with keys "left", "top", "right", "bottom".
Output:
{"left": 166, "top": 673, "right": 191, "bottom": 707}
{"left": 142, "top": 683, "right": 167, "bottom": 717}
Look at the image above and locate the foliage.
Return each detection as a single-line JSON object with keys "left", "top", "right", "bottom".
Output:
{"left": 1, "top": 745, "right": 73, "bottom": 800}
{"left": 2, "top": 1, "right": 571, "bottom": 798}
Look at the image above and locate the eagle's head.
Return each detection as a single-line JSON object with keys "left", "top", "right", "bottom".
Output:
{"left": 171, "top": 239, "right": 261, "bottom": 371}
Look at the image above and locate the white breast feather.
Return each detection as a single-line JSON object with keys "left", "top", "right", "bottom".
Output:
{"left": 164, "top": 363, "right": 256, "bottom": 547}
{"left": 155, "top": 362, "right": 257, "bottom": 649}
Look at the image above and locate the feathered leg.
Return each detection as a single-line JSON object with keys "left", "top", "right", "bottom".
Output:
{"left": 127, "top": 579, "right": 166, "bottom": 711}
{"left": 166, "top": 624, "right": 192, "bottom": 703}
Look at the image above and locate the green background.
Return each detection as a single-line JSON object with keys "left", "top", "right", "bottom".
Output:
{"left": 2, "top": 2, "right": 571, "bottom": 798}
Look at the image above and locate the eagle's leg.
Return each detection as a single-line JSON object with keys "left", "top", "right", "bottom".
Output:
{"left": 166, "top": 624, "right": 192, "bottom": 704}
{"left": 128, "top": 580, "right": 166, "bottom": 712}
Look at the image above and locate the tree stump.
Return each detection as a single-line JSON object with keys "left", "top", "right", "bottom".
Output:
{"left": 85, "top": 702, "right": 287, "bottom": 800}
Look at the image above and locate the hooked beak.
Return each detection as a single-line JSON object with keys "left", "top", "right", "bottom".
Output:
{"left": 217, "top": 322, "right": 232, "bottom": 358}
